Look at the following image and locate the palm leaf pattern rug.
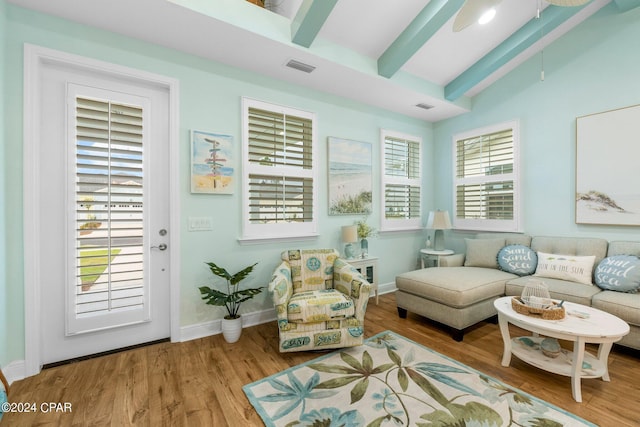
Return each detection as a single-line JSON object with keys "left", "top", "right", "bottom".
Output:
{"left": 243, "top": 331, "right": 596, "bottom": 427}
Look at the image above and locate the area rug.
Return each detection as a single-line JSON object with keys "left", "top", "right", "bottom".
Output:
{"left": 243, "top": 331, "right": 596, "bottom": 427}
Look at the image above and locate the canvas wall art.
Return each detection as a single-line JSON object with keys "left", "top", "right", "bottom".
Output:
{"left": 576, "top": 104, "right": 640, "bottom": 225}
{"left": 191, "top": 130, "right": 234, "bottom": 194}
{"left": 328, "top": 137, "right": 372, "bottom": 215}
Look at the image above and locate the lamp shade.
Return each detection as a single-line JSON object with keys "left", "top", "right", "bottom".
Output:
{"left": 426, "top": 210, "right": 452, "bottom": 230}
{"left": 341, "top": 225, "right": 358, "bottom": 243}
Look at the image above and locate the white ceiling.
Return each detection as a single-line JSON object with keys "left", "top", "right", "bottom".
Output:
{"left": 7, "top": 0, "right": 612, "bottom": 122}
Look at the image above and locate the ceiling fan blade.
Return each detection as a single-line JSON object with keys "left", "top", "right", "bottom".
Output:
{"left": 546, "top": 0, "right": 590, "bottom": 5}
{"left": 453, "top": 0, "right": 503, "bottom": 32}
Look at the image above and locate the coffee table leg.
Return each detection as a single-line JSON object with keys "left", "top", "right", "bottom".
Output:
{"left": 597, "top": 342, "right": 613, "bottom": 382}
{"left": 571, "top": 338, "right": 585, "bottom": 403}
{"left": 497, "top": 313, "right": 512, "bottom": 367}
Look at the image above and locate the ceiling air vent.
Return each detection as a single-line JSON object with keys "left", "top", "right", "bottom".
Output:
{"left": 286, "top": 59, "right": 316, "bottom": 74}
{"left": 415, "top": 103, "right": 434, "bottom": 110}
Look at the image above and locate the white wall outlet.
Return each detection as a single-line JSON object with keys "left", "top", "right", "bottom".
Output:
{"left": 188, "top": 216, "right": 213, "bottom": 231}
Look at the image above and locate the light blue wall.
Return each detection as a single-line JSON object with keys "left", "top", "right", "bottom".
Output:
{"left": 1, "top": 3, "right": 432, "bottom": 363}
{"left": 434, "top": 4, "right": 640, "bottom": 253}
{"left": 0, "top": 0, "right": 8, "bottom": 367}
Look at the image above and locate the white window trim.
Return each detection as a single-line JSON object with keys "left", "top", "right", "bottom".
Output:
{"left": 240, "top": 97, "right": 318, "bottom": 242}
{"left": 452, "top": 120, "right": 522, "bottom": 232}
{"left": 380, "top": 129, "right": 423, "bottom": 232}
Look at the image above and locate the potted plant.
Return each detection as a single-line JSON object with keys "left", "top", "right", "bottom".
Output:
{"left": 199, "top": 261, "right": 263, "bottom": 343}
{"left": 355, "top": 218, "right": 377, "bottom": 258}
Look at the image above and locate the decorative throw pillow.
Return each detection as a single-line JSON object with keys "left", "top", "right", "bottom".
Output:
{"left": 595, "top": 255, "right": 640, "bottom": 293}
{"left": 534, "top": 252, "right": 596, "bottom": 285}
{"left": 497, "top": 244, "right": 537, "bottom": 276}
{"left": 464, "top": 238, "right": 506, "bottom": 268}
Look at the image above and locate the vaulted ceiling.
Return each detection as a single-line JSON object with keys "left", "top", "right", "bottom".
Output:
{"left": 7, "top": 0, "right": 639, "bottom": 121}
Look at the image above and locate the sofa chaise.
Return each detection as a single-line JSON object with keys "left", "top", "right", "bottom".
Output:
{"left": 395, "top": 234, "right": 640, "bottom": 350}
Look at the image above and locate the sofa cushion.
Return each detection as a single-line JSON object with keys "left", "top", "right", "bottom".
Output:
{"left": 533, "top": 252, "right": 595, "bottom": 285}
{"left": 595, "top": 255, "right": 640, "bottom": 293}
{"left": 287, "top": 289, "right": 355, "bottom": 323}
{"left": 592, "top": 291, "right": 640, "bottom": 326}
{"left": 531, "top": 236, "right": 608, "bottom": 267}
{"left": 505, "top": 276, "right": 601, "bottom": 306}
{"left": 497, "top": 244, "right": 537, "bottom": 276}
{"left": 464, "top": 238, "right": 505, "bottom": 268}
{"left": 396, "top": 267, "right": 514, "bottom": 308}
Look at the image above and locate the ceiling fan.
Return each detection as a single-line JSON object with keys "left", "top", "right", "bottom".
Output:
{"left": 453, "top": 0, "right": 591, "bottom": 32}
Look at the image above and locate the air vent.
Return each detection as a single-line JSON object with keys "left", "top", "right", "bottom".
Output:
{"left": 286, "top": 59, "right": 316, "bottom": 74}
{"left": 415, "top": 103, "right": 434, "bottom": 110}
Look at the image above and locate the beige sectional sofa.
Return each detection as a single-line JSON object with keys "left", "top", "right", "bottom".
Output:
{"left": 395, "top": 234, "right": 640, "bottom": 350}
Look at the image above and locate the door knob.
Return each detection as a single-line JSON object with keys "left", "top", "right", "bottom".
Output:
{"left": 151, "top": 243, "right": 168, "bottom": 251}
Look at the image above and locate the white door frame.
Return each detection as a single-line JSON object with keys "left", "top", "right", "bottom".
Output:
{"left": 23, "top": 44, "right": 181, "bottom": 377}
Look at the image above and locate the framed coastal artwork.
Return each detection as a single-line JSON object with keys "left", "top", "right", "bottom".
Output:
{"left": 191, "top": 130, "right": 234, "bottom": 194}
{"left": 328, "top": 137, "right": 372, "bottom": 215}
{"left": 576, "top": 104, "right": 640, "bottom": 225}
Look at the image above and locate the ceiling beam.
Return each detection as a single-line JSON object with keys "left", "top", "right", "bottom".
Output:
{"left": 444, "top": 5, "right": 589, "bottom": 101}
{"left": 613, "top": 0, "right": 640, "bottom": 13}
{"left": 291, "top": 0, "right": 338, "bottom": 48}
{"left": 377, "top": 0, "right": 465, "bottom": 78}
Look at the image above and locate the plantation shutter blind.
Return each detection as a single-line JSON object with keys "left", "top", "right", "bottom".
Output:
{"left": 455, "top": 128, "right": 514, "bottom": 220}
{"left": 247, "top": 106, "right": 313, "bottom": 223}
{"left": 75, "top": 96, "right": 145, "bottom": 318}
{"left": 383, "top": 135, "right": 420, "bottom": 220}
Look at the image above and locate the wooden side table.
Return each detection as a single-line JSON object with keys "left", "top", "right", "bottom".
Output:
{"left": 348, "top": 256, "right": 379, "bottom": 305}
{"left": 420, "top": 249, "right": 454, "bottom": 268}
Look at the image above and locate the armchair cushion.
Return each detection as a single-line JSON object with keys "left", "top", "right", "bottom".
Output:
{"left": 287, "top": 289, "right": 355, "bottom": 323}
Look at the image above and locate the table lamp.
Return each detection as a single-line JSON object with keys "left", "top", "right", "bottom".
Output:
{"left": 426, "top": 210, "right": 452, "bottom": 251}
{"left": 342, "top": 225, "right": 358, "bottom": 259}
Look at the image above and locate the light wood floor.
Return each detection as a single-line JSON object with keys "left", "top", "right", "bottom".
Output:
{"left": 4, "top": 293, "right": 640, "bottom": 426}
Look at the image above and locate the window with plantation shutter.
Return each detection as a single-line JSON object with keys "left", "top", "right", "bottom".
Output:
{"left": 242, "top": 98, "right": 317, "bottom": 240}
{"left": 453, "top": 121, "right": 521, "bottom": 232}
{"left": 381, "top": 130, "right": 422, "bottom": 231}
{"left": 69, "top": 90, "right": 150, "bottom": 334}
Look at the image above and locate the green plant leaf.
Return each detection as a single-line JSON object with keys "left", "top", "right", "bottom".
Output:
{"left": 340, "top": 352, "right": 364, "bottom": 372}
{"left": 205, "top": 261, "right": 232, "bottom": 280}
{"left": 387, "top": 347, "right": 402, "bottom": 367}
{"left": 350, "top": 377, "right": 369, "bottom": 404}
{"left": 315, "top": 375, "right": 362, "bottom": 389}
{"left": 230, "top": 262, "right": 258, "bottom": 285}
{"left": 397, "top": 368, "right": 409, "bottom": 392}
{"left": 308, "top": 363, "right": 361, "bottom": 375}
{"left": 406, "top": 367, "right": 449, "bottom": 408}
{"left": 370, "top": 363, "right": 395, "bottom": 375}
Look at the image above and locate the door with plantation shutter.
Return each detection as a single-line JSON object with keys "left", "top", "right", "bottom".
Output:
{"left": 37, "top": 65, "right": 170, "bottom": 364}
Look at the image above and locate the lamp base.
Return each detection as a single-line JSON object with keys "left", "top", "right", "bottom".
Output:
{"left": 344, "top": 243, "right": 356, "bottom": 259}
{"left": 433, "top": 230, "right": 446, "bottom": 251}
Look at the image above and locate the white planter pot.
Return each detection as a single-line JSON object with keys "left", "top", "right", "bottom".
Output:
{"left": 221, "top": 316, "right": 243, "bottom": 343}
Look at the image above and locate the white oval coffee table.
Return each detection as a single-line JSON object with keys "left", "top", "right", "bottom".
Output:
{"left": 494, "top": 296, "right": 629, "bottom": 403}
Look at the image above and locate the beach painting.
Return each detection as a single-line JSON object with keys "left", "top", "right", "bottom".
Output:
{"left": 328, "top": 137, "right": 372, "bottom": 215}
{"left": 576, "top": 104, "right": 640, "bottom": 225}
{"left": 191, "top": 130, "right": 234, "bottom": 194}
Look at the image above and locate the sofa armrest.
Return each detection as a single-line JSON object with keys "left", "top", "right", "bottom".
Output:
{"left": 440, "top": 253, "right": 465, "bottom": 267}
{"left": 333, "top": 259, "right": 372, "bottom": 320}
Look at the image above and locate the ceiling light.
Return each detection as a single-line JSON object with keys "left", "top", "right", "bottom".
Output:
{"left": 478, "top": 8, "right": 496, "bottom": 25}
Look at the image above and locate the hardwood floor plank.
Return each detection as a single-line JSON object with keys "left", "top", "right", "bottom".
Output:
{"left": 3, "top": 293, "right": 639, "bottom": 426}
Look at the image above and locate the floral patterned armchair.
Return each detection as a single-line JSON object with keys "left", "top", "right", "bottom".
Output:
{"left": 268, "top": 249, "right": 372, "bottom": 352}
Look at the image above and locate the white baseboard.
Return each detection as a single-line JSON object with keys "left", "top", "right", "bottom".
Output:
{"left": 179, "top": 309, "right": 277, "bottom": 342}
{"left": 2, "top": 360, "right": 26, "bottom": 384}
{"left": 378, "top": 281, "right": 397, "bottom": 296}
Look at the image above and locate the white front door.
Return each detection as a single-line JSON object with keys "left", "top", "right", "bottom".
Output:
{"left": 34, "top": 56, "right": 172, "bottom": 364}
